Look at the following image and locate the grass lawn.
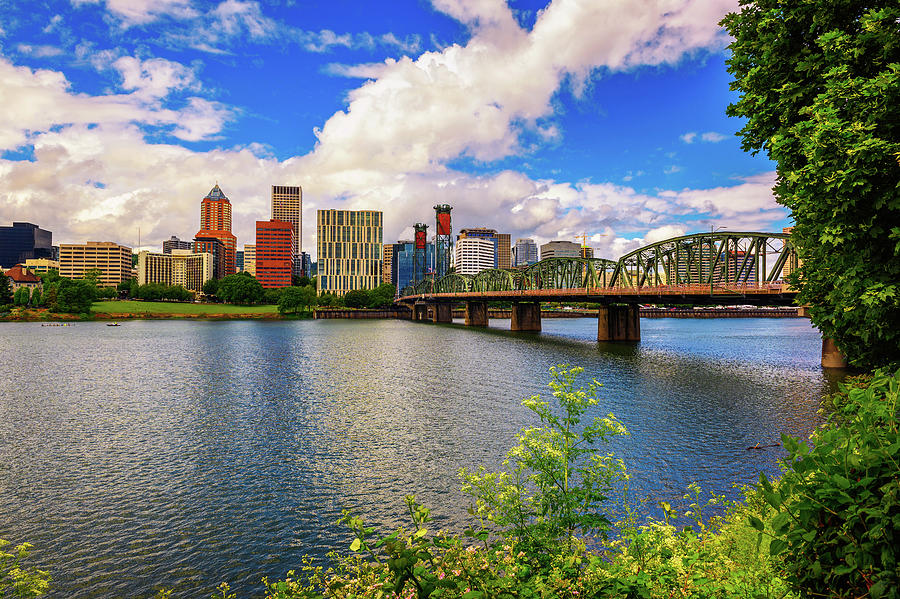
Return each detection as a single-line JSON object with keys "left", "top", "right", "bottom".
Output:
{"left": 92, "top": 300, "right": 279, "bottom": 314}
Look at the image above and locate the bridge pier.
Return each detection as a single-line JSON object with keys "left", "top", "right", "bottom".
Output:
{"left": 511, "top": 302, "right": 541, "bottom": 332}
{"left": 432, "top": 303, "right": 452, "bottom": 324}
{"left": 822, "top": 337, "right": 848, "bottom": 368}
{"left": 597, "top": 304, "right": 641, "bottom": 342}
{"left": 413, "top": 304, "right": 429, "bottom": 322}
{"left": 465, "top": 301, "right": 489, "bottom": 327}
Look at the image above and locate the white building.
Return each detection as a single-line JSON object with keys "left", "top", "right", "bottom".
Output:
{"left": 455, "top": 237, "right": 495, "bottom": 275}
{"left": 137, "top": 249, "right": 213, "bottom": 292}
{"left": 540, "top": 240, "right": 581, "bottom": 260}
{"left": 243, "top": 244, "right": 256, "bottom": 276}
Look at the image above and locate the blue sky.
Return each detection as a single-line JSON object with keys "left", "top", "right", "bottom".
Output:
{"left": 0, "top": 0, "right": 787, "bottom": 259}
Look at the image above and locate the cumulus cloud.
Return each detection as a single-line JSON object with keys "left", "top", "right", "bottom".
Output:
{"left": 16, "top": 44, "right": 64, "bottom": 58}
{"left": 1, "top": 0, "right": 786, "bottom": 259}
{"left": 681, "top": 130, "right": 728, "bottom": 144}
{"left": 71, "top": 0, "right": 197, "bottom": 25}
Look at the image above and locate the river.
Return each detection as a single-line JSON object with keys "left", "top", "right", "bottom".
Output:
{"left": 0, "top": 317, "right": 838, "bottom": 598}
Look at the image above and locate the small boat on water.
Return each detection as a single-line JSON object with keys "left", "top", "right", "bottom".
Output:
{"left": 107, "top": 322, "right": 121, "bottom": 327}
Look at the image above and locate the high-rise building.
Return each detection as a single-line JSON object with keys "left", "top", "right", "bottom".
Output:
{"left": 271, "top": 185, "right": 301, "bottom": 275}
{"left": 455, "top": 237, "right": 495, "bottom": 275}
{"left": 255, "top": 219, "right": 295, "bottom": 288}
{"left": 137, "top": 250, "right": 213, "bottom": 292}
{"left": 316, "top": 209, "right": 382, "bottom": 296}
{"left": 298, "top": 252, "right": 312, "bottom": 278}
{"left": 540, "top": 240, "right": 581, "bottom": 260}
{"left": 195, "top": 184, "right": 237, "bottom": 276}
{"left": 59, "top": 241, "right": 133, "bottom": 287}
{"left": 497, "top": 233, "right": 511, "bottom": 269}
{"left": 193, "top": 236, "right": 227, "bottom": 279}
{"left": 235, "top": 250, "right": 244, "bottom": 272}
{"left": 580, "top": 246, "right": 594, "bottom": 259}
{"left": 382, "top": 243, "right": 394, "bottom": 284}
{"left": 391, "top": 240, "right": 434, "bottom": 293}
{"left": 512, "top": 238, "right": 538, "bottom": 267}
{"left": 243, "top": 244, "right": 256, "bottom": 277}
{"left": 163, "top": 235, "right": 193, "bottom": 254}
{"left": 0, "top": 222, "right": 52, "bottom": 268}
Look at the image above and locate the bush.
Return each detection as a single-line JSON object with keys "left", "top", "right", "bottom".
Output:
{"left": 0, "top": 539, "right": 50, "bottom": 597}
{"left": 342, "top": 289, "right": 370, "bottom": 309}
{"left": 755, "top": 369, "right": 900, "bottom": 598}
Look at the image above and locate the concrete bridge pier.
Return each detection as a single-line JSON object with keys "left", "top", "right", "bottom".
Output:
{"left": 465, "top": 301, "right": 489, "bottom": 326}
{"left": 597, "top": 304, "right": 641, "bottom": 342}
{"left": 511, "top": 303, "right": 541, "bottom": 332}
{"left": 432, "top": 303, "right": 453, "bottom": 324}
{"left": 413, "top": 304, "right": 429, "bottom": 322}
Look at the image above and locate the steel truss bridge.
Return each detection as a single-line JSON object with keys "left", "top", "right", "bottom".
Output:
{"left": 397, "top": 232, "right": 800, "bottom": 341}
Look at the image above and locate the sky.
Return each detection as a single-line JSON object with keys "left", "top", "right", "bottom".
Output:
{"left": 0, "top": 0, "right": 789, "bottom": 260}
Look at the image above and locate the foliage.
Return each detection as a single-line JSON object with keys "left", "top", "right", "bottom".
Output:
{"left": 217, "top": 273, "right": 265, "bottom": 305}
{"left": 341, "top": 289, "right": 370, "bottom": 309}
{"left": 132, "top": 283, "right": 191, "bottom": 302}
{"left": 0, "top": 273, "right": 12, "bottom": 305}
{"left": 753, "top": 369, "right": 900, "bottom": 598}
{"left": 51, "top": 278, "right": 95, "bottom": 313}
{"left": 13, "top": 287, "right": 29, "bottom": 307}
{"left": 316, "top": 292, "right": 343, "bottom": 308}
{"left": 369, "top": 283, "right": 397, "bottom": 308}
{"left": 461, "top": 365, "right": 629, "bottom": 555}
{"left": 29, "top": 288, "right": 41, "bottom": 307}
{"left": 202, "top": 278, "right": 219, "bottom": 298}
{"left": 0, "top": 540, "right": 50, "bottom": 598}
{"left": 94, "top": 286, "right": 117, "bottom": 300}
{"left": 117, "top": 278, "right": 136, "bottom": 295}
{"left": 722, "top": 2, "right": 900, "bottom": 368}
{"left": 294, "top": 275, "right": 312, "bottom": 288}
{"left": 278, "top": 286, "right": 316, "bottom": 314}
{"left": 264, "top": 288, "right": 283, "bottom": 306}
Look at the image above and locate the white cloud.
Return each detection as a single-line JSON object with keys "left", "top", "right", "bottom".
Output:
{"left": 680, "top": 131, "right": 697, "bottom": 144}
{"left": 0, "top": 0, "right": 785, "bottom": 260}
{"left": 71, "top": 0, "right": 197, "bottom": 25}
{"left": 701, "top": 131, "right": 726, "bottom": 143}
{"left": 664, "top": 165, "right": 682, "bottom": 174}
{"left": 16, "top": 44, "right": 64, "bottom": 58}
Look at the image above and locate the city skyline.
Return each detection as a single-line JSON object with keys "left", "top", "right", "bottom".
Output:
{"left": 0, "top": 1, "right": 787, "bottom": 260}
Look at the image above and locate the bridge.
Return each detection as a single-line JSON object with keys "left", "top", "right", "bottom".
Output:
{"left": 397, "top": 231, "right": 799, "bottom": 342}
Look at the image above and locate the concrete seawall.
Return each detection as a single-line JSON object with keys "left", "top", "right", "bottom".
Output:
{"left": 314, "top": 307, "right": 801, "bottom": 319}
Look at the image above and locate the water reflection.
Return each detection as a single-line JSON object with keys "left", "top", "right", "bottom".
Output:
{"left": 0, "top": 317, "right": 834, "bottom": 598}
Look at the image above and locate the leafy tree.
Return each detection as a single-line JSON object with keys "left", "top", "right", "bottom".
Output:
{"left": 118, "top": 278, "right": 137, "bottom": 297}
{"left": 30, "top": 288, "right": 41, "bottom": 307}
{"left": 13, "top": 287, "right": 29, "bottom": 307}
{"left": 316, "top": 292, "right": 343, "bottom": 307}
{"left": 277, "top": 285, "right": 317, "bottom": 314}
{"left": 201, "top": 278, "right": 219, "bottom": 298}
{"left": 52, "top": 279, "right": 94, "bottom": 313}
{"left": 95, "top": 286, "right": 116, "bottom": 300}
{"left": 294, "top": 275, "right": 312, "bottom": 288}
{"left": 722, "top": 2, "right": 900, "bottom": 368}
{"left": 0, "top": 273, "right": 11, "bottom": 305}
{"left": 461, "top": 365, "right": 629, "bottom": 555}
{"left": 342, "top": 289, "right": 370, "bottom": 309}
{"left": 264, "top": 287, "right": 283, "bottom": 305}
{"left": 217, "top": 272, "right": 265, "bottom": 305}
{"left": 368, "top": 283, "right": 396, "bottom": 308}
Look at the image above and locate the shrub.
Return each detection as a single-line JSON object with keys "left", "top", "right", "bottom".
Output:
{"left": 755, "top": 369, "right": 900, "bottom": 598}
{"left": 0, "top": 540, "right": 50, "bottom": 597}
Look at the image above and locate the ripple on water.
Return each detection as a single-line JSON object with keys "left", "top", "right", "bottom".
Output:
{"left": 0, "top": 318, "right": 834, "bottom": 598}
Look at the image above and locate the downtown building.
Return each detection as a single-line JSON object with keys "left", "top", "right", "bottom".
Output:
{"left": 242, "top": 245, "right": 256, "bottom": 276}
{"left": 163, "top": 235, "right": 193, "bottom": 254}
{"left": 455, "top": 236, "right": 495, "bottom": 275}
{"left": 456, "top": 228, "right": 511, "bottom": 269}
{"left": 59, "top": 241, "right": 133, "bottom": 287}
{"left": 0, "top": 222, "right": 53, "bottom": 269}
{"left": 271, "top": 185, "right": 301, "bottom": 275}
{"left": 255, "top": 219, "right": 294, "bottom": 288}
{"left": 390, "top": 240, "right": 435, "bottom": 293}
{"left": 512, "top": 238, "right": 538, "bottom": 267}
{"left": 316, "top": 209, "right": 382, "bottom": 296}
{"left": 194, "top": 184, "right": 237, "bottom": 276}
{"left": 540, "top": 240, "right": 581, "bottom": 260}
{"left": 137, "top": 250, "right": 213, "bottom": 293}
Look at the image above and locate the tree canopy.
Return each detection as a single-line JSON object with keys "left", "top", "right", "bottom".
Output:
{"left": 0, "top": 273, "right": 12, "bottom": 305}
{"left": 278, "top": 285, "right": 316, "bottom": 314}
{"left": 217, "top": 272, "right": 265, "bottom": 305}
{"left": 722, "top": 1, "right": 900, "bottom": 368}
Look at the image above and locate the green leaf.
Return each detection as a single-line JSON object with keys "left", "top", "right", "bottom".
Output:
{"left": 349, "top": 538, "right": 361, "bottom": 552}
{"left": 769, "top": 539, "right": 788, "bottom": 556}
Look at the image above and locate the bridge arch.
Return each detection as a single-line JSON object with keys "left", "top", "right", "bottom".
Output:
{"left": 610, "top": 231, "right": 796, "bottom": 288}
{"left": 471, "top": 269, "right": 516, "bottom": 292}
{"left": 521, "top": 257, "right": 618, "bottom": 290}
{"left": 433, "top": 273, "right": 473, "bottom": 293}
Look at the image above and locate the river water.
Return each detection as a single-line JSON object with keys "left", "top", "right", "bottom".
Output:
{"left": 0, "top": 317, "right": 837, "bottom": 598}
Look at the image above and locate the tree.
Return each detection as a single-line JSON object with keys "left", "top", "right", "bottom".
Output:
{"left": 722, "top": 2, "right": 900, "bottom": 368}
{"left": 13, "top": 287, "right": 29, "bottom": 307}
{"left": 264, "top": 287, "right": 283, "bottom": 305}
{"left": 294, "top": 275, "right": 312, "bottom": 288}
{"left": 342, "top": 289, "right": 370, "bottom": 308}
{"left": 0, "top": 273, "right": 12, "bottom": 305}
{"left": 52, "top": 279, "right": 94, "bottom": 313}
{"left": 30, "top": 288, "right": 41, "bottom": 307}
{"left": 278, "top": 285, "right": 317, "bottom": 314}
{"left": 217, "top": 272, "right": 265, "bottom": 305}
{"left": 201, "top": 278, "right": 219, "bottom": 298}
{"left": 368, "top": 283, "right": 396, "bottom": 308}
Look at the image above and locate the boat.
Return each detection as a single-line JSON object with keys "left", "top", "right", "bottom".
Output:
{"left": 107, "top": 322, "right": 121, "bottom": 327}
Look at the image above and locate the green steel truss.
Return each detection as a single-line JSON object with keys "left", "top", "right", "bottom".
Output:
{"left": 398, "top": 232, "right": 796, "bottom": 296}
{"left": 610, "top": 232, "right": 795, "bottom": 289}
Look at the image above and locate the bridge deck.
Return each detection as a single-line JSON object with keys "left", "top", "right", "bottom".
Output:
{"left": 398, "top": 283, "right": 798, "bottom": 306}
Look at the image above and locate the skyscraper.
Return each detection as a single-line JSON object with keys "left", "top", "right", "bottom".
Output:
{"left": 512, "top": 238, "right": 538, "bottom": 267}
{"left": 0, "top": 222, "right": 52, "bottom": 268}
{"left": 455, "top": 237, "right": 495, "bottom": 275}
{"left": 195, "top": 184, "right": 236, "bottom": 276}
{"left": 59, "top": 241, "right": 133, "bottom": 287}
{"left": 163, "top": 235, "right": 193, "bottom": 254}
{"left": 316, "top": 209, "right": 382, "bottom": 296}
{"left": 456, "top": 228, "right": 511, "bottom": 269}
{"left": 271, "top": 185, "right": 301, "bottom": 275}
{"left": 255, "top": 220, "right": 294, "bottom": 288}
